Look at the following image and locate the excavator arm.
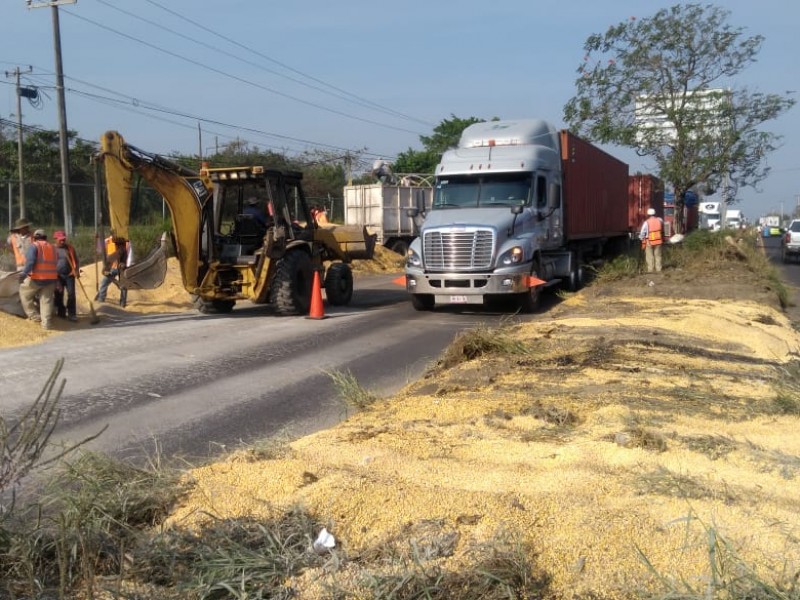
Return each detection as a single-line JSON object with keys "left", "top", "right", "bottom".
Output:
{"left": 97, "top": 131, "right": 213, "bottom": 293}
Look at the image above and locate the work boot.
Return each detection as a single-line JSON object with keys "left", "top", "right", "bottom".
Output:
{"left": 68, "top": 315, "right": 78, "bottom": 322}
{"left": 29, "top": 314, "right": 41, "bottom": 322}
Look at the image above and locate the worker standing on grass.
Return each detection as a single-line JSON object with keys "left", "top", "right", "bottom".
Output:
{"left": 18, "top": 229, "right": 58, "bottom": 330}
{"left": 95, "top": 235, "right": 133, "bottom": 308}
{"left": 639, "top": 208, "right": 664, "bottom": 273}
{"left": 7, "top": 218, "right": 33, "bottom": 269}
{"left": 53, "top": 230, "right": 79, "bottom": 322}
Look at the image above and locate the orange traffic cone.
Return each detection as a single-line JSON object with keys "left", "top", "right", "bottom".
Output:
{"left": 308, "top": 270, "right": 326, "bottom": 319}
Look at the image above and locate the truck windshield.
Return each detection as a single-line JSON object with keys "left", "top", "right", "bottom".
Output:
{"left": 433, "top": 174, "right": 531, "bottom": 208}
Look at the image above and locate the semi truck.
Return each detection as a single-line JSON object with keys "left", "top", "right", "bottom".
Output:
{"left": 698, "top": 201, "right": 722, "bottom": 231}
{"left": 343, "top": 182, "right": 432, "bottom": 255}
{"left": 724, "top": 208, "right": 743, "bottom": 229}
{"left": 404, "top": 118, "right": 637, "bottom": 312}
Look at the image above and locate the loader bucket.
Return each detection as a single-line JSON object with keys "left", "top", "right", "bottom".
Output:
{"left": 315, "top": 225, "right": 377, "bottom": 261}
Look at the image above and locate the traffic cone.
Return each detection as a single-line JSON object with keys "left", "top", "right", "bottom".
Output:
{"left": 308, "top": 270, "right": 326, "bottom": 319}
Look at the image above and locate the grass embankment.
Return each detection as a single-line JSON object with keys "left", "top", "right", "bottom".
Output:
{"left": 2, "top": 230, "right": 799, "bottom": 599}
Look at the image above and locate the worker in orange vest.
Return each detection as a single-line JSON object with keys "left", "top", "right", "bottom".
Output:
{"left": 95, "top": 235, "right": 133, "bottom": 307}
{"left": 639, "top": 208, "right": 664, "bottom": 273}
{"left": 7, "top": 217, "right": 33, "bottom": 269}
{"left": 18, "top": 229, "right": 59, "bottom": 330}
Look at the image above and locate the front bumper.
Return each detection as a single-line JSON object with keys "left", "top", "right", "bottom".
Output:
{"left": 405, "top": 265, "right": 531, "bottom": 305}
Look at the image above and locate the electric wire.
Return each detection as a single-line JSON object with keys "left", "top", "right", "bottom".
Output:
{"left": 62, "top": 10, "right": 425, "bottom": 138}
{"left": 95, "top": 0, "right": 431, "bottom": 128}
{"left": 140, "top": 0, "right": 433, "bottom": 128}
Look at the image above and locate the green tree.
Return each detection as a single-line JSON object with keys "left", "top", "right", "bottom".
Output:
{"left": 393, "top": 115, "right": 487, "bottom": 174}
{"left": 563, "top": 3, "right": 795, "bottom": 233}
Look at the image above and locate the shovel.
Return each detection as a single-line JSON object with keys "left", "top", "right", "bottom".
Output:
{"left": 68, "top": 254, "right": 100, "bottom": 325}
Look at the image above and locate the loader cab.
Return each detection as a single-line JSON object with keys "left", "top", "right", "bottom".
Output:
{"left": 206, "top": 167, "right": 315, "bottom": 263}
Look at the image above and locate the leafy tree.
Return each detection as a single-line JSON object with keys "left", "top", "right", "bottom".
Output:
{"left": 563, "top": 3, "right": 795, "bottom": 233}
{"left": 393, "top": 115, "right": 487, "bottom": 174}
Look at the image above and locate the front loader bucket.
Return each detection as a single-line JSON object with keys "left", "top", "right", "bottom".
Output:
{"left": 315, "top": 225, "right": 377, "bottom": 261}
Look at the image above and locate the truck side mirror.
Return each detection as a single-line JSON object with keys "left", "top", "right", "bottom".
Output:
{"left": 406, "top": 207, "right": 419, "bottom": 218}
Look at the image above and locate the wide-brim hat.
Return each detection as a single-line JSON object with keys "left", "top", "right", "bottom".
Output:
{"left": 11, "top": 218, "right": 31, "bottom": 231}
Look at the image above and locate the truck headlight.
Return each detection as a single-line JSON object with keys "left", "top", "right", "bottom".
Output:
{"left": 498, "top": 246, "right": 524, "bottom": 266}
{"left": 406, "top": 248, "right": 422, "bottom": 268}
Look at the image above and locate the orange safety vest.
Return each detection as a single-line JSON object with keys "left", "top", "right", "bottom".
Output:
{"left": 105, "top": 236, "right": 130, "bottom": 269}
{"left": 29, "top": 240, "right": 58, "bottom": 281}
{"left": 9, "top": 232, "right": 31, "bottom": 268}
{"left": 646, "top": 216, "right": 663, "bottom": 246}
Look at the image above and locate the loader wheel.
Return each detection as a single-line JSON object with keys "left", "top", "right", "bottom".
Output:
{"left": 324, "top": 263, "right": 353, "bottom": 306}
{"left": 192, "top": 295, "right": 235, "bottom": 314}
{"left": 270, "top": 250, "right": 314, "bottom": 315}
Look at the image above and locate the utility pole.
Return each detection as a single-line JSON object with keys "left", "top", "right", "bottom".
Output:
{"left": 27, "top": 0, "right": 76, "bottom": 235}
{"left": 4, "top": 65, "right": 32, "bottom": 219}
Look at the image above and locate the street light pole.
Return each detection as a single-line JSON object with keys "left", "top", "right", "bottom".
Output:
{"left": 27, "top": 0, "right": 76, "bottom": 235}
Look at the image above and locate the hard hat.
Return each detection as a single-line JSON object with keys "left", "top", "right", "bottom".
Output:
{"left": 54, "top": 230, "right": 67, "bottom": 240}
{"left": 33, "top": 229, "right": 47, "bottom": 239}
{"left": 647, "top": 208, "right": 656, "bottom": 216}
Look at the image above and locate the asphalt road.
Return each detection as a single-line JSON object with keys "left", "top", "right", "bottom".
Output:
{"left": 1, "top": 273, "right": 538, "bottom": 465}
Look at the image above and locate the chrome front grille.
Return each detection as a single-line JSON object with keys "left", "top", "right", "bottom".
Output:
{"left": 423, "top": 228, "right": 494, "bottom": 270}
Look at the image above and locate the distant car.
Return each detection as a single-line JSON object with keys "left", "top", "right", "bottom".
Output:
{"left": 781, "top": 220, "right": 800, "bottom": 263}
{"left": 769, "top": 226, "right": 782, "bottom": 237}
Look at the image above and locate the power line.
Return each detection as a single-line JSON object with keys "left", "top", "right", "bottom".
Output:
{"left": 62, "top": 9, "right": 425, "bottom": 138}
{"left": 140, "top": 0, "right": 433, "bottom": 128}
{"left": 95, "top": 0, "right": 431, "bottom": 128}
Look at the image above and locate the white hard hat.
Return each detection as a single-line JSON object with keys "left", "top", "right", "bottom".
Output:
{"left": 647, "top": 208, "right": 656, "bottom": 216}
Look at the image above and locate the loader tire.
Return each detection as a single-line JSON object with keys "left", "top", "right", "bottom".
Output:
{"left": 324, "top": 263, "right": 353, "bottom": 306}
{"left": 192, "top": 295, "right": 235, "bottom": 314}
{"left": 270, "top": 250, "right": 314, "bottom": 315}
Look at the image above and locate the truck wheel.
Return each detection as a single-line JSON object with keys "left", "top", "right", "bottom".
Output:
{"left": 411, "top": 294, "right": 434, "bottom": 311}
{"left": 192, "top": 295, "right": 235, "bottom": 314}
{"left": 567, "top": 254, "right": 585, "bottom": 292}
{"left": 270, "top": 250, "right": 314, "bottom": 315}
{"left": 390, "top": 240, "right": 409, "bottom": 256}
{"left": 518, "top": 263, "right": 542, "bottom": 313}
{"left": 324, "top": 263, "right": 353, "bottom": 306}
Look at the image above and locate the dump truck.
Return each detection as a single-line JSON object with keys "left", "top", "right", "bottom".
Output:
{"left": 97, "top": 131, "right": 376, "bottom": 315}
{"left": 404, "top": 118, "right": 637, "bottom": 312}
{"left": 343, "top": 182, "right": 432, "bottom": 256}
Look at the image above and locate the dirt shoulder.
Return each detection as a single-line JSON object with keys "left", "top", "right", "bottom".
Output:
{"left": 161, "top": 239, "right": 800, "bottom": 598}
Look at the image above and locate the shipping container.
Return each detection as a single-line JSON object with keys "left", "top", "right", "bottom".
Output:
{"left": 560, "top": 131, "right": 630, "bottom": 240}
{"left": 628, "top": 174, "right": 665, "bottom": 231}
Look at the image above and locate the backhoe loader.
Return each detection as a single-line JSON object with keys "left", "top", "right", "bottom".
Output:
{"left": 97, "top": 130, "right": 376, "bottom": 315}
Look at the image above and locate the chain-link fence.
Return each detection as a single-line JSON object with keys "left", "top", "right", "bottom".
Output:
{"left": 5, "top": 182, "right": 347, "bottom": 230}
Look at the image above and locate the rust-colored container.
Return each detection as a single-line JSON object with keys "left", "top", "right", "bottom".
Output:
{"left": 628, "top": 174, "right": 664, "bottom": 231}
{"left": 560, "top": 131, "right": 630, "bottom": 240}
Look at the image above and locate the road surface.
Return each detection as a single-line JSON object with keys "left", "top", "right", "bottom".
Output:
{"left": 1, "top": 273, "right": 537, "bottom": 464}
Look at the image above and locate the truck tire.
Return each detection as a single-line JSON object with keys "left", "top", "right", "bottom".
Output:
{"left": 270, "top": 250, "right": 314, "bottom": 315}
{"left": 567, "top": 253, "right": 585, "bottom": 292}
{"left": 411, "top": 294, "right": 435, "bottom": 311}
{"left": 324, "top": 263, "right": 353, "bottom": 306}
{"left": 518, "top": 261, "right": 542, "bottom": 313}
{"left": 192, "top": 295, "right": 235, "bottom": 314}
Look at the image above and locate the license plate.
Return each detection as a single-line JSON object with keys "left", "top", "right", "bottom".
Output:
{"left": 449, "top": 295, "right": 468, "bottom": 304}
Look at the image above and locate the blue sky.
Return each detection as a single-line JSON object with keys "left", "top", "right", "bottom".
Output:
{"left": 2, "top": 0, "right": 798, "bottom": 221}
